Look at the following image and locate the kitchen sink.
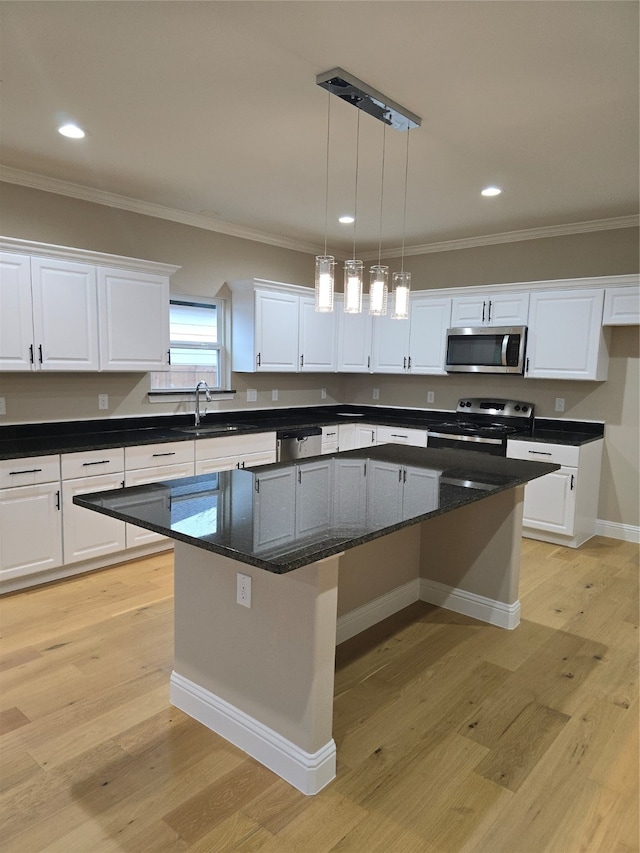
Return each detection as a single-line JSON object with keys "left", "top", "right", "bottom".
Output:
{"left": 173, "top": 424, "right": 257, "bottom": 436}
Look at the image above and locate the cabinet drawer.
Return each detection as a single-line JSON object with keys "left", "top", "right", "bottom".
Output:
{"left": 125, "top": 460, "right": 195, "bottom": 486}
{"left": 194, "top": 432, "right": 276, "bottom": 462}
{"left": 506, "top": 439, "right": 580, "bottom": 467}
{"left": 0, "top": 455, "right": 60, "bottom": 488}
{"left": 124, "top": 440, "right": 193, "bottom": 470}
{"left": 61, "top": 447, "right": 124, "bottom": 480}
{"left": 376, "top": 425, "right": 428, "bottom": 447}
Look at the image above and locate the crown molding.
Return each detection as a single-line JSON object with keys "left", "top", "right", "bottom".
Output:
{"left": 0, "top": 165, "right": 321, "bottom": 256}
{"left": 2, "top": 165, "right": 637, "bottom": 261}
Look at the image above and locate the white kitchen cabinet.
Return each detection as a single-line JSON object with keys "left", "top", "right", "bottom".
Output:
{"left": 407, "top": 295, "right": 451, "bottom": 375}
{"left": 296, "top": 459, "right": 333, "bottom": 539}
{"left": 506, "top": 438, "right": 603, "bottom": 547}
{"left": 253, "top": 467, "right": 297, "bottom": 552}
{"left": 354, "top": 424, "right": 378, "bottom": 448}
{"left": 299, "top": 296, "right": 337, "bottom": 371}
{"left": 125, "top": 460, "right": 195, "bottom": 547}
{"left": 336, "top": 296, "right": 373, "bottom": 372}
{"left": 194, "top": 431, "right": 277, "bottom": 474}
{"left": 98, "top": 267, "right": 170, "bottom": 371}
{"left": 371, "top": 311, "right": 411, "bottom": 373}
{"left": 375, "top": 425, "right": 427, "bottom": 448}
{"left": 333, "top": 458, "right": 367, "bottom": 528}
{"left": 402, "top": 467, "right": 441, "bottom": 519}
{"left": 61, "top": 448, "right": 125, "bottom": 565}
{"left": 525, "top": 289, "right": 609, "bottom": 380}
{"left": 0, "top": 455, "right": 62, "bottom": 583}
{"left": 451, "top": 291, "right": 529, "bottom": 327}
{"left": 231, "top": 284, "right": 299, "bottom": 372}
{"left": 603, "top": 283, "right": 640, "bottom": 325}
{"left": 0, "top": 252, "right": 100, "bottom": 371}
{"left": 366, "top": 459, "right": 405, "bottom": 528}
{"left": 321, "top": 425, "right": 339, "bottom": 454}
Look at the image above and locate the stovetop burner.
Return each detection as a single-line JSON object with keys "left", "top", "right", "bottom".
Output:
{"left": 429, "top": 398, "right": 535, "bottom": 453}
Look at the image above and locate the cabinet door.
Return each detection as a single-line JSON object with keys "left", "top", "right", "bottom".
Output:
{"left": 402, "top": 468, "right": 441, "bottom": 519}
{"left": 451, "top": 294, "right": 487, "bottom": 327}
{"left": 366, "top": 460, "right": 404, "bottom": 528}
{"left": 408, "top": 296, "right": 451, "bottom": 374}
{"left": 125, "top": 461, "right": 194, "bottom": 546}
{"left": 337, "top": 298, "right": 372, "bottom": 372}
{"left": 354, "top": 424, "right": 377, "bottom": 448}
{"left": 0, "top": 252, "right": 34, "bottom": 371}
{"left": 98, "top": 268, "right": 170, "bottom": 371}
{"left": 371, "top": 312, "right": 410, "bottom": 373}
{"left": 296, "top": 460, "right": 333, "bottom": 539}
{"left": 526, "top": 289, "right": 608, "bottom": 380}
{"left": 603, "top": 284, "right": 640, "bottom": 325}
{"left": 488, "top": 292, "right": 529, "bottom": 326}
{"left": 31, "top": 257, "right": 100, "bottom": 371}
{"left": 62, "top": 473, "right": 126, "bottom": 564}
{"left": 253, "top": 468, "right": 296, "bottom": 552}
{"left": 333, "top": 458, "right": 367, "bottom": 528}
{"left": 522, "top": 467, "right": 577, "bottom": 535}
{"left": 255, "top": 290, "right": 299, "bottom": 371}
{"left": 0, "top": 483, "right": 62, "bottom": 582}
{"left": 299, "top": 296, "right": 336, "bottom": 371}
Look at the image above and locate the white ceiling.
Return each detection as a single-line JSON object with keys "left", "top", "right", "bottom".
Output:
{"left": 1, "top": 1, "right": 638, "bottom": 256}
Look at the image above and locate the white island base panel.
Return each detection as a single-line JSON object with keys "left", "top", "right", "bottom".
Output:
{"left": 170, "top": 486, "right": 525, "bottom": 795}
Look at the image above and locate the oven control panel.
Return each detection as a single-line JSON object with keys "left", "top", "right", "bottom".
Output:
{"left": 456, "top": 398, "right": 534, "bottom": 419}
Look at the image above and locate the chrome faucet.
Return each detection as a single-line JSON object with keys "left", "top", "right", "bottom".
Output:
{"left": 194, "top": 381, "right": 211, "bottom": 426}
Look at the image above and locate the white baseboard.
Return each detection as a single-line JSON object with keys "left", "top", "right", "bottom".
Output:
{"left": 336, "top": 578, "right": 421, "bottom": 645}
{"left": 594, "top": 519, "right": 640, "bottom": 544}
{"left": 170, "top": 671, "right": 336, "bottom": 796}
{"left": 419, "top": 578, "right": 521, "bottom": 630}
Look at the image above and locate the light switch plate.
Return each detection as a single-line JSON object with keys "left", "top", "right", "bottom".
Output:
{"left": 555, "top": 397, "right": 565, "bottom": 412}
{"left": 427, "top": 391, "right": 435, "bottom": 404}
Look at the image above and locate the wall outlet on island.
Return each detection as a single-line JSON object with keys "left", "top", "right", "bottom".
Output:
{"left": 237, "top": 572, "right": 252, "bottom": 608}
{"left": 427, "top": 391, "right": 435, "bottom": 404}
{"left": 372, "top": 388, "right": 380, "bottom": 400}
{"left": 247, "top": 389, "right": 257, "bottom": 403}
{"left": 98, "top": 394, "right": 109, "bottom": 410}
{"left": 555, "top": 397, "right": 565, "bottom": 413}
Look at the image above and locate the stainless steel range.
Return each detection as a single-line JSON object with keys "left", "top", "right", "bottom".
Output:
{"left": 428, "top": 398, "right": 534, "bottom": 456}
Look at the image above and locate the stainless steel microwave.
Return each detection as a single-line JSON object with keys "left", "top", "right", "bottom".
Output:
{"left": 445, "top": 326, "right": 527, "bottom": 374}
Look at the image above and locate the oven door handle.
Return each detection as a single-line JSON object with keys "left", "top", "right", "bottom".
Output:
{"left": 501, "top": 334, "right": 509, "bottom": 367}
{"left": 429, "top": 431, "right": 503, "bottom": 446}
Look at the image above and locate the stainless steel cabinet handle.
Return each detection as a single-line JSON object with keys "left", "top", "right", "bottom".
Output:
{"left": 38, "top": 344, "right": 43, "bottom": 363}
{"left": 152, "top": 452, "right": 176, "bottom": 457}
{"left": 55, "top": 490, "right": 60, "bottom": 510}
{"left": 9, "top": 468, "right": 43, "bottom": 475}
{"left": 256, "top": 353, "right": 261, "bottom": 367}
{"left": 82, "top": 460, "right": 110, "bottom": 466}
{"left": 300, "top": 354, "right": 304, "bottom": 367}
{"left": 407, "top": 356, "right": 412, "bottom": 370}
{"left": 570, "top": 474, "right": 575, "bottom": 490}
{"left": 367, "top": 355, "right": 371, "bottom": 370}
{"left": 167, "top": 349, "right": 171, "bottom": 365}
{"left": 391, "top": 434, "right": 408, "bottom": 439}
{"left": 403, "top": 467, "right": 407, "bottom": 483}
{"left": 528, "top": 450, "right": 552, "bottom": 456}
{"left": 29, "top": 344, "right": 34, "bottom": 364}
{"left": 482, "top": 301, "right": 486, "bottom": 322}
{"left": 488, "top": 300, "right": 492, "bottom": 322}
{"left": 398, "top": 468, "right": 403, "bottom": 482}
{"left": 255, "top": 479, "right": 260, "bottom": 493}
{"left": 298, "top": 470, "right": 302, "bottom": 484}
{"left": 403, "top": 356, "right": 407, "bottom": 369}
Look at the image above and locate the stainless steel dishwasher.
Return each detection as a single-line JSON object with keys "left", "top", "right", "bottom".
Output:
{"left": 276, "top": 426, "right": 323, "bottom": 461}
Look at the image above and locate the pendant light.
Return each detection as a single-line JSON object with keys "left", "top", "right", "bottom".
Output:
{"left": 315, "top": 92, "right": 335, "bottom": 312}
{"left": 369, "top": 124, "right": 388, "bottom": 316}
{"left": 344, "top": 111, "right": 364, "bottom": 314}
{"left": 391, "top": 127, "right": 412, "bottom": 320}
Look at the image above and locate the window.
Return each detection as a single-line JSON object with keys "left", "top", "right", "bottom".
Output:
{"left": 150, "top": 297, "right": 226, "bottom": 392}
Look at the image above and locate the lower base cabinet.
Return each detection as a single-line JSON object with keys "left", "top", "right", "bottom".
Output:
{"left": 0, "top": 481, "right": 63, "bottom": 583}
{"left": 125, "top": 461, "right": 195, "bottom": 546}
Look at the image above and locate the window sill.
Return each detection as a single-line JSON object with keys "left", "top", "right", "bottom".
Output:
{"left": 148, "top": 389, "right": 236, "bottom": 403}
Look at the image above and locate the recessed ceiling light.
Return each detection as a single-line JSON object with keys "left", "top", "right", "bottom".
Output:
{"left": 481, "top": 186, "right": 502, "bottom": 197}
{"left": 338, "top": 215, "right": 355, "bottom": 224}
{"left": 58, "top": 123, "right": 85, "bottom": 139}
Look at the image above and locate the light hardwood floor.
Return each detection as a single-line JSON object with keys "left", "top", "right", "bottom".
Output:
{"left": 1, "top": 536, "right": 638, "bottom": 852}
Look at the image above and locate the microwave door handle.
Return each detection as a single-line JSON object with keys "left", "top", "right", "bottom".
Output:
{"left": 501, "top": 334, "right": 509, "bottom": 366}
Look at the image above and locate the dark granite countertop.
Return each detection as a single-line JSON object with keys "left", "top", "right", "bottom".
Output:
{"left": 74, "top": 444, "right": 558, "bottom": 574}
{"left": 0, "top": 405, "right": 603, "bottom": 461}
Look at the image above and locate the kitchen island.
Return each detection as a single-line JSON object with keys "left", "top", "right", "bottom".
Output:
{"left": 75, "top": 444, "right": 557, "bottom": 794}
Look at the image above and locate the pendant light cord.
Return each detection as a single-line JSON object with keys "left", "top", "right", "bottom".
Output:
{"left": 377, "top": 124, "right": 386, "bottom": 267}
{"left": 323, "top": 92, "right": 331, "bottom": 257}
{"left": 400, "top": 128, "right": 410, "bottom": 273}
{"left": 353, "top": 110, "right": 360, "bottom": 261}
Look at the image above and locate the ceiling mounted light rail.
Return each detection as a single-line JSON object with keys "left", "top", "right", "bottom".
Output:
{"left": 314, "top": 68, "right": 421, "bottom": 319}
{"left": 316, "top": 68, "right": 421, "bottom": 132}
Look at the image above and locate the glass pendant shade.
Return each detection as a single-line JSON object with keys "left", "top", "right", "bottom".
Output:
{"left": 391, "top": 271, "right": 411, "bottom": 319}
{"left": 315, "top": 255, "right": 335, "bottom": 312}
{"left": 343, "top": 259, "right": 364, "bottom": 314}
{"left": 369, "top": 265, "right": 389, "bottom": 316}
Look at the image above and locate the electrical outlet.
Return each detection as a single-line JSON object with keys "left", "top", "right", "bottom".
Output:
{"left": 555, "top": 397, "right": 565, "bottom": 413}
{"left": 272, "top": 389, "right": 278, "bottom": 402}
{"left": 321, "top": 387, "right": 327, "bottom": 400}
{"left": 237, "top": 572, "right": 252, "bottom": 608}
{"left": 0, "top": 397, "right": 6, "bottom": 416}
{"left": 98, "top": 394, "right": 109, "bottom": 410}
{"left": 427, "top": 391, "right": 435, "bottom": 404}
{"left": 372, "top": 388, "right": 380, "bottom": 400}
{"left": 247, "top": 389, "right": 257, "bottom": 403}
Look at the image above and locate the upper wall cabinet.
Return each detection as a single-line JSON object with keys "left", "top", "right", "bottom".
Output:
{"left": 370, "top": 293, "right": 451, "bottom": 375}
{"left": 526, "top": 288, "right": 609, "bottom": 381}
{"left": 98, "top": 268, "right": 170, "bottom": 371}
{"left": 0, "top": 252, "right": 100, "bottom": 371}
{"left": 451, "top": 291, "right": 529, "bottom": 327}
{"left": 602, "top": 282, "right": 640, "bottom": 325}
{"left": 0, "top": 239, "right": 178, "bottom": 373}
{"left": 337, "top": 295, "right": 372, "bottom": 373}
{"left": 230, "top": 280, "right": 336, "bottom": 373}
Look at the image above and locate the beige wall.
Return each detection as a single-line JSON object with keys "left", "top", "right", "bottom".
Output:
{"left": 1, "top": 182, "right": 638, "bottom": 527}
